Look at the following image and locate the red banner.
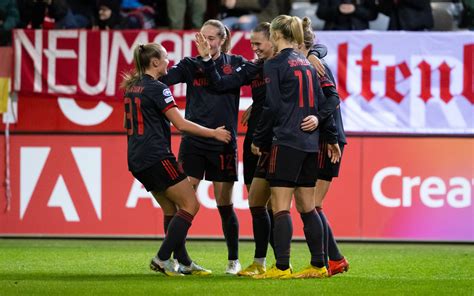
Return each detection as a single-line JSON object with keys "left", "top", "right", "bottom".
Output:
{"left": 0, "top": 134, "right": 472, "bottom": 241}
{"left": 12, "top": 30, "right": 254, "bottom": 101}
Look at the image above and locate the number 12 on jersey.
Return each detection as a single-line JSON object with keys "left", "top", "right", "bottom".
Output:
{"left": 124, "top": 97, "right": 144, "bottom": 136}
{"left": 294, "top": 69, "right": 315, "bottom": 108}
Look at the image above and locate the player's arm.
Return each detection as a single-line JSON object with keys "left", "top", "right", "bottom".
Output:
{"left": 159, "top": 59, "right": 189, "bottom": 86}
{"left": 164, "top": 107, "right": 231, "bottom": 143}
{"left": 252, "top": 64, "right": 279, "bottom": 155}
{"left": 301, "top": 64, "right": 340, "bottom": 132}
{"left": 195, "top": 32, "right": 256, "bottom": 91}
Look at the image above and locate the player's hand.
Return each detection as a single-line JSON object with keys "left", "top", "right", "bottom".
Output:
{"left": 241, "top": 105, "right": 252, "bottom": 126}
{"left": 214, "top": 126, "right": 231, "bottom": 143}
{"left": 195, "top": 32, "right": 211, "bottom": 59}
{"left": 301, "top": 115, "right": 319, "bottom": 132}
{"left": 308, "top": 54, "right": 325, "bottom": 77}
{"left": 327, "top": 143, "right": 341, "bottom": 164}
{"left": 251, "top": 142, "right": 261, "bottom": 156}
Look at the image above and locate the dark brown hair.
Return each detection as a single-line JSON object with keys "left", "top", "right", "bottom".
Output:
{"left": 252, "top": 22, "right": 271, "bottom": 39}
{"left": 302, "top": 17, "right": 315, "bottom": 50}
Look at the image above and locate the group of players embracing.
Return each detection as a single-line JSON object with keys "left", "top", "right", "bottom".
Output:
{"left": 122, "top": 15, "right": 349, "bottom": 279}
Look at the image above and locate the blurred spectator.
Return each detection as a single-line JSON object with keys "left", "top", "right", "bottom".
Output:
{"left": 167, "top": 0, "right": 206, "bottom": 29}
{"left": 17, "top": 0, "right": 69, "bottom": 29}
{"left": 316, "top": 0, "right": 378, "bottom": 30}
{"left": 121, "top": 0, "right": 143, "bottom": 9}
{"left": 63, "top": 0, "right": 95, "bottom": 28}
{"left": 377, "top": 0, "right": 434, "bottom": 31}
{"left": 141, "top": 0, "right": 168, "bottom": 27}
{"left": 257, "top": 0, "right": 290, "bottom": 23}
{"left": 220, "top": 0, "right": 261, "bottom": 31}
{"left": 125, "top": 5, "right": 155, "bottom": 28}
{"left": 0, "top": 0, "right": 20, "bottom": 45}
{"left": 460, "top": 0, "right": 474, "bottom": 30}
{"left": 96, "top": 0, "right": 126, "bottom": 29}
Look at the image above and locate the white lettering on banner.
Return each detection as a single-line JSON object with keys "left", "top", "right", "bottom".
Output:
{"left": 196, "top": 163, "right": 248, "bottom": 209}
{"left": 71, "top": 147, "right": 102, "bottom": 219}
{"left": 106, "top": 31, "right": 149, "bottom": 96}
{"left": 372, "top": 167, "right": 472, "bottom": 208}
{"left": 47, "top": 176, "right": 80, "bottom": 222}
{"left": 20, "top": 147, "right": 50, "bottom": 219}
{"left": 78, "top": 31, "right": 109, "bottom": 95}
{"left": 14, "top": 30, "right": 42, "bottom": 92}
{"left": 44, "top": 30, "right": 78, "bottom": 94}
{"left": 57, "top": 97, "right": 113, "bottom": 126}
{"left": 126, "top": 179, "right": 160, "bottom": 208}
{"left": 20, "top": 147, "right": 102, "bottom": 221}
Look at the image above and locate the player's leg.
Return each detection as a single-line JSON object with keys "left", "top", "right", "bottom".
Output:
{"left": 135, "top": 159, "right": 192, "bottom": 276}
{"left": 213, "top": 180, "right": 240, "bottom": 273}
{"left": 293, "top": 187, "right": 328, "bottom": 279}
{"left": 314, "top": 178, "right": 331, "bottom": 268}
{"left": 254, "top": 145, "right": 302, "bottom": 279}
{"left": 151, "top": 178, "right": 200, "bottom": 276}
{"left": 238, "top": 177, "right": 271, "bottom": 276}
{"left": 254, "top": 185, "right": 294, "bottom": 278}
{"left": 315, "top": 142, "right": 349, "bottom": 276}
{"left": 291, "top": 153, "right": 328, "bottom": 279}
{"left": 206, "top": 145, "right": 240, "bottom": 274}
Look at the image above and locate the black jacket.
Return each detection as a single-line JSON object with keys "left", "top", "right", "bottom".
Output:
{"left": 378, "top": 0, "right": 433, "bottom": 31}
{"left": 317, "top": 0, "right": 378, "bottom": 30}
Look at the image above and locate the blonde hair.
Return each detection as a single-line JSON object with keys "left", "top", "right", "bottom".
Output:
{"left": 270, "top": 15, "right": 304, "bottom": 47}
{"left": 202, "top": 19, "right": 231, "bottom": 53}
{"left": 302, "top": 17, "right": 315, "bottom": 50}
{"left": 120, "top": 43, "right": 164, "bottom": 90}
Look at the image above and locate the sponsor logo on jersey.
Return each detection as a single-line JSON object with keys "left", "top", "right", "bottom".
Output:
{"left": 164, "top": 96, "right": 174, "bottom": 104}
{"left": 163, "top": 88, "right": 172, "bottom": 97}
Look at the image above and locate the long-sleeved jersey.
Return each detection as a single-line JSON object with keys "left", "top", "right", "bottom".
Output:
{"left": 253, "top": 48, "right": 337, "bottom": 152}
{"left": 124, "top": 75, "right": 177, "bottom": 173}
{"left": 200, "top": 57, "right": 266, "bottom": 143}
{"left": 160, "top": 53, "right": 245, "bottom": 151}
{"left": 308, "top": 46, "right": 347, "bottom": 145}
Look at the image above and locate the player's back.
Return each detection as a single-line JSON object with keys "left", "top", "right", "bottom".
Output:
{"left": 264, "top": 48, "right": 321, "bottom": 153}
{"left": 124, "top": 75, "right": 176, "bottom": 172}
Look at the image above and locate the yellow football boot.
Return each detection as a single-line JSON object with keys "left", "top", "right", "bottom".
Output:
{"left": 289, "top": 265, "right": 329, "bottom": 279}
{"left": 253, "top": 265, "right": 292, "bottom": 279}
{"left": 238, "top": 262, "right": 266, "bottom": 276}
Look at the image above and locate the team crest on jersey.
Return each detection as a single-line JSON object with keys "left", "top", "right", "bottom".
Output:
{"left": 222, "top": 64, "right": 233, "bottom": 74}
{"left": 163, "top": 88, "right": 172, "bottom": 97}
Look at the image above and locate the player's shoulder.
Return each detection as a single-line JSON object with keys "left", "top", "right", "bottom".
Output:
{"left": 146, "top": 79, "right": 172, "bottom": 96}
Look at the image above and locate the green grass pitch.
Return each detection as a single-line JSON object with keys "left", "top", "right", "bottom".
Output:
{"left": 1, "top": 239, "right": 473, "bottom": 295}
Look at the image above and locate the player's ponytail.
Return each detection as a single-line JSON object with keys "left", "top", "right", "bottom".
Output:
{"left": 120, "top": 43, "right": 164, "bottom": 90}
{"left": 222, "top": 25, "right": 231, "bottom": 53}
{"left": 302, "top": 17, "right": 315, "bottom": 50}
{"left": 289, "top": 16, "right": 304, "bottom": 47}
{"left": 271, "top": 15, "right": 304, "bottom": 47}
